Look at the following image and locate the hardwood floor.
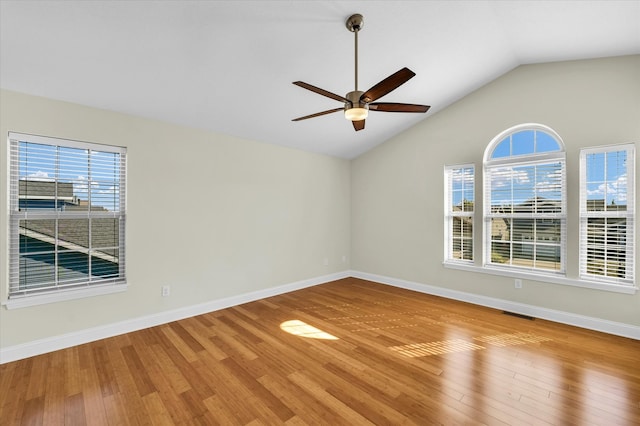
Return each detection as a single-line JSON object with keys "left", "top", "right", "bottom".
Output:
{"left": 2, "top": 277, "right": 639, "bottom": 425}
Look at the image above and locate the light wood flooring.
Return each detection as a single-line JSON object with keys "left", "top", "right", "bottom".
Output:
{"left": 1, "top": 277, "right": 639, "bottom": 425}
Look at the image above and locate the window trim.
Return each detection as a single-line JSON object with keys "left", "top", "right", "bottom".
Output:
{"left": 444, "top": 164, "right": 475, "bottom": 264}
{"left": 579, "top": 143, "right": 635, "bottom": 285}
{"left": 6, "top": 132, "right": 127, "bottom": 307}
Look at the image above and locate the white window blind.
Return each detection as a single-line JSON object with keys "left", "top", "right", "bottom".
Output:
{"left": 8, "top": 133, "right": 127, "bottom": 298}
{"left": 444, "top": 165, "right": 474, "bottom": 262}
{"left": 483, "top": 125, "right": 566, "bottom": 274}
{"left": 579, "top": 144, "right": 635, "bottom": 284}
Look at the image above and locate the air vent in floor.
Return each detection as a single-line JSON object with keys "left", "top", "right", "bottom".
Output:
{"left": 502, "top": 311, "right": 535, "bottom": 320}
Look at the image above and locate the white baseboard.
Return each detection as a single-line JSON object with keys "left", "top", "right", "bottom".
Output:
{"left": 350, "top": 270, "right": 640, "bottom": 340}
{"left": 0, "top": 271, "right": 350, "bottom": 364}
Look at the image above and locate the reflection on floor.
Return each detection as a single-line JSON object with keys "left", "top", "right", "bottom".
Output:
{"left": 389, "top": 339, "right": 486, "bottom": 357}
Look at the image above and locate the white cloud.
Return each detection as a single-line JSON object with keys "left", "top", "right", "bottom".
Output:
{"left": 73, "top": 175, "right": 100, "bottom": 194}
{"left": 21, "top": 171, "right": 54, "bottom": 181}
{"left": 587, "top": 173, "right": 627, "bottom": 203}
{"left": 513, "top": 169, "right": 530, "bottom": 184}
{"left": 535, "top": 180, "right": 561, "bottom": 193}
{"left": 98, "top": 185, "right": 119, "bottom": 195}
{"left": 542, "top": 169, "right": 563, "bottom": 180}
{"left": 491, "top": 168, "right": 530, "bottom": 188}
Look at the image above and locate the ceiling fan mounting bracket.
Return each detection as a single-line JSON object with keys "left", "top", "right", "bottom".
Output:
{"left": 345, "top": 14, "right": 364, "bottom": 32}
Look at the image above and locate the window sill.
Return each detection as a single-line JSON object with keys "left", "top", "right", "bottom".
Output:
{"left": 442, "top": 261, "right": 637, "bottom": 295}
{"left": 2, "top": 283, "right": 128, "bottom": 309}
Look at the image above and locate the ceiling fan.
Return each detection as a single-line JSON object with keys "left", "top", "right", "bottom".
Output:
{"left": 292, "top": 13, "right": 430, "bottom": 132}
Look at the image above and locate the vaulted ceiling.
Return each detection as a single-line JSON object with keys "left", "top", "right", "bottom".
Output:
{"left": 1, "top": 1, "right": 639, "bottom": 159}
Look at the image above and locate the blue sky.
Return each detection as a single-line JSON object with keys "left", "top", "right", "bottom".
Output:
{"left": 19, "top": 142, "right": 121, "bottom": 211}
{"left": 585, "top": 150, "right": 628, "bottom": 205}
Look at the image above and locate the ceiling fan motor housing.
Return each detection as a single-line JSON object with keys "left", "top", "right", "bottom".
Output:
{"left": 345, "top": 90, "right": 367, "bottom": 110}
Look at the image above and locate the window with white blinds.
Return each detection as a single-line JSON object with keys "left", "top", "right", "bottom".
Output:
{"left": 580, "top": 144, "right": 635, "bottom": 284}
{"left": 8, "top": 132, "right": 126, "bottom": 298}
{"left": 483, "top": 125, "right": 566, "bottom": 274}
{"left": 444, "top": 165, "right": 474, "bottom": 262}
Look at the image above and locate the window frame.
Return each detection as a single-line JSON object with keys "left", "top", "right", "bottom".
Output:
{"left": 444, "top": 164, "right": 475, "bottom": 264}
{"left": 483, "top": 124, "right": 567, "bottom": 276}
{"left": 579, "top": 143, "right": 635, "bottom": 285}
{"left": 5, "top": 132, "right": 127, "bottom": 308}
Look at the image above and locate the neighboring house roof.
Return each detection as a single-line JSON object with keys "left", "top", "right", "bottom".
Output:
{"left": 19, "top": 180, "right": 118, "bottom": 261}
{"left": 20, "top": 219, "right": 118, "bottom": 260}
{"left": 586, "top": 199, "right": 627, "bottom": 211}
{"left": 19, "top": 180, "right": 76, "bottom": 201}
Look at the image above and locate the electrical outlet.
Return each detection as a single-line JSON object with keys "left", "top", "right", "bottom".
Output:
{"left": 515, "top": 279, "right": 522, "bottom": 289}
{"left": 162, "top": 285, "right": 170, "bottom": 297}
{"left": 323, "top": 258, "right": 329, "bottom": 266}
{"left": 342, "top": 255, "right": 347, "bottom": 263}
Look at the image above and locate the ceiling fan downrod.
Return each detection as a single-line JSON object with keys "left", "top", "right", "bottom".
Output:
{"left": 346, "top": 13, "right": 364, "bottom": 92}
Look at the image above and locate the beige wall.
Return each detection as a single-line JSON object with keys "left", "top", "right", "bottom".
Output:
{"left": 351, "top": 55, "right": 640, "bottom": 325}
{"left": 0, "top": 90, "right": 351, "bottom": 348}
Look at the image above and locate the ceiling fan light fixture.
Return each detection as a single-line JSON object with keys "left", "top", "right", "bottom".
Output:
{"left": 344, "top": 106, "right": 368, "bottom": 121}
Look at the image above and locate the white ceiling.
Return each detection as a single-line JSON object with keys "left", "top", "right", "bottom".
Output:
{"left": 1, "top": 1, "right": 639, "bottom": 159}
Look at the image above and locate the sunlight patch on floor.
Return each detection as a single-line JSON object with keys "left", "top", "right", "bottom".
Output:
{"left": 388, "top": 339, "right": 485, "bottom": 358}
{"left": 474, "top": 332, "right": 552, "bottom": 347}
{"left": 280, "top": 320, "right": 339, "bottom": 340}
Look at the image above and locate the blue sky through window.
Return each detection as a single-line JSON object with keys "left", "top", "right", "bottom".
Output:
{"left": 489, "top": 163, "right": 563, "bottom": 210}
{"left": 450, "top": 167, "right": 474, "bottom": 208}
{"left": 488, "top": 129, "right": 564, "bottom": 209}
{"left": 491, "top": 130, "right": 560, "bottom": 160}
{"left": 19, "top": 142, "right": 121, "bottom": 211}
{"left": 585, "top": 150, "right": 628, "bottom": 206}
{"left": 512, "top": 130, "right": 535, "bottom": 156}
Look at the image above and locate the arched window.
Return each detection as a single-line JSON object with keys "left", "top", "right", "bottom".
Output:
{"left": 483, "top": 124, "right": 566, "bottom": 273}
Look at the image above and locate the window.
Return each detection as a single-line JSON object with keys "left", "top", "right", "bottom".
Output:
{"left": 8, "top": 133, "right": 126, "bottom": 298}
{"left": 580, "top": 144, "right": 635, "bottom": 284}
{"left": 483, "top": 124, "right": 566, "bottom": 273}
{"left": 444, "top": 165, "right": 474, "bottom": 262}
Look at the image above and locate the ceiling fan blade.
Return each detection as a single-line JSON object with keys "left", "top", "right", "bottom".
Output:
{"left": 293, "top": 81, "right": 349, "bottom": 103}
{"left": 360, "top": 67, "right": 416, "bottom": 103}
{"left": 352, "top": 119, "right": 365, "bottom": 131}
{"left": 369, "top": 103, "right": 431, "bottom": 113}
{"left": 292, "top": 107, "right": 344, "bottom": 121}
